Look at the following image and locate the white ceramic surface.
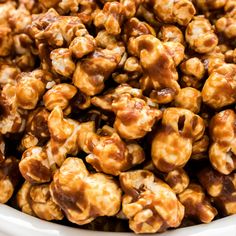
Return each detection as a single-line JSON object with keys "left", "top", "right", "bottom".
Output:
{"left": 0, "top": 204, "right": 236, "bottom": 236}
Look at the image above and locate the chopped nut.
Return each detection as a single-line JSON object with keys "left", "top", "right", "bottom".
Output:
{"left": 50, "top": 158, "right": 122, "bottom": 224}
{"left": 120, "top": 170, "right": 184, "bottom": 233}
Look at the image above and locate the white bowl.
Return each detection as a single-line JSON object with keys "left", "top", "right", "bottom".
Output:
{"left": 1, "top": 204, "right": 236, "bottom": 236}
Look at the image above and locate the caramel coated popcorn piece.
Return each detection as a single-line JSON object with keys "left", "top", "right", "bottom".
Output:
{"left": 165, "top": 168, "right": 189, "bottom": 194}
{"left": 50, "top": 158, "right": 122, "bottom": 225}
{"left": 83, "top": 125, "right": 145, "bottom": 175}
{"left": 50, "top": 48, "right": 75, "bottom": 77}
{"left": 158, "top": 25, "right": 184, "bottom": 44}
{"left": 179, "top": 184, "right": 218, "bottom": 223}
{"left": 174, "top": 87, "right": 202, "bottom": 113}
{"left": 0, "top": 136, "right": 5, "bottom": 163}
{"left": 43, "top": 83, "right": 77, "bottom": 112}
{"left": 186, "top": 16, "right": 218, "bottom": 53}
{"left": 73, "top": 46, "right": 125, "bottom": 96}
{"left": 194, "top": 0, "right": 226, "bottom": 11}
{"left": 209, "top": 109, "right": 236, "bottom": 175}
{"left": 0, "top": 157, "right": 20, "bottom": 203}
{"left": 198, "top": 167, "right": 236, "bottom": 215}
{"left": 151, "top": 0, "right": 196, "bottom": 26}
{"left": 152, "top": 108, "right": 205, "bottom": 172}
{"left": 120, "top": 170, "right": 184, "bottom": 233}
{"left": 17, "top": 181, "right": 63, "bottom": 220}
{"left": 202, "top": 64, "right": 236, "bottom": 109}
{"left": 94, "top": 2, "right": 124, "bottom": 35}
{"left": 19, "top": 146, "right": 51, "bottom": 184}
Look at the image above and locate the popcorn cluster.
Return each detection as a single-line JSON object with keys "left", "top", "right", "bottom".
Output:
{"left": 1, "top": 0, "right": 236, "bottom": 234}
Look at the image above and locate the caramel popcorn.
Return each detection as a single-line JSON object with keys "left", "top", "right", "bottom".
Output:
{"left": 50, "top": 158, "right": 122, "bottom": 224}
{"left": 202, "top": 64, "right": 236, "bottom": 109}
{"left": 151, "top": 0, "right": 196, "bottom": 26}
{"left": 17, "top": 181, "right": 63, "bottom": 220}
{"left": 165, "top": 168, "right": 189, "bottom": 194}
{"left": 209, "top": 109, "right": 236, "bottom": 175}
{"left": 186, "top": 16, "right": 218, "bottom": 53}
{"left": 1, "top": 0, "right": 236, "bottom": 234}
{"left": 0, "top": 157, "right": 20, "bottom": 203}
{"left": 43, "top": 83, "right": 77, "bottom": 112}
{"left": 174, "top": 87, "right": 202, "bottom": 113}
{"left": 19, "top": 146, "right": 52, "bottom": 184}
{"left": 179, "top": 184, "right": 218, "bottom": 223}
{"left": 152, "top": 108, "right": 205, "bottom": 172}
{"left": 198, "top": 167, "right": 236, "bottom": 215}
{"left": 120, "top": 170, "right": 184, "bottom": 233}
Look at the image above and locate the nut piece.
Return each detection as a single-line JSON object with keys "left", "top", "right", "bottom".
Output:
{"left": 209, "top": 109, "right": 236, "bottom": 175}
{"left": 50, "top": 48, "right": 75, "bottom": 77}
{"left": 120, "top": 170, "right": 184, "bottom": 233}
{"left": 152, "top": 108, "right": 205, "bottom": 172}
{"left": 19, "top": 146, "right": 52, "bottom": 184}
{"left": 43, "top": 83, "right": 77, "bottom": 112}
{"left": 174, "top": 87, "right": 202, "bottom": 113}
{"left": 202, "top": 64, "right": 236, "bottom": 109}
{"left": 158, "top": 25, "right": 184, "bottom": 44}
{"left": 17, "top": 181, "right": 63, "bottom": 221}
{"left": 198, "top": 167, "right": 236, "bottom": 215}
{"left": 82, "top": 125, "right": 145, "bottom": 175}
{"left": 50, "top": 158, "right": 122, "bottom": 225}
{"left": 73, "top": 46, "right": 125, "bottom": 96}
{"left": 94, "top": 2, "right": 124, "bottom": 35}
{"left": 0, "top": 157, "right": 20, "bottom": 203}
{"left": 152, "top": 0, "right": 196, "bottom": 26}
{"left": 165, "top": 168, "right": 189, "bottom": 194}
{"left": 185, "top": 16, "right": 218, "bottom": 53}
{"left": 179, "top": 184, "right": 218, "bottom": 223}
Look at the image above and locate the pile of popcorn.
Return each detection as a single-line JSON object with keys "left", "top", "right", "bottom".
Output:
{"left": 1, "top": 0, "right": 236, "bottom": 234}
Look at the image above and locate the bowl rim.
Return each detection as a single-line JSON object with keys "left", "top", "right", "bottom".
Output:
{"left": 1, "top": 204, "right": 236, "bottom": 236}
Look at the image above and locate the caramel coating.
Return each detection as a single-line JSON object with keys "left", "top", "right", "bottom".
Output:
{"left": 120, "top": 170, "right": 184, "bottom": 233}
{"left": 158, "top": 25, "right": 184, "bottom": 44}
{"left": 209, "top": 109, "right": 236, "bottom": 175}
{"left": 50, "top": 48, "right": 75, "bottom": 77}
{"left": 202, "top": 64, "right": 236, "bottom": 109}
{"left": 17, "top": 181, "right": 63, "bottom": 221}
{"left": 43, "top": 83, "right": 77, "bottom": 111}
{"left": 128, "top": 34, "right": 180, "bottom": 103}
{"left": 69, "top": 35, "right": 96, "bottom": 59}
{"left": 47, "top": 106, "right": 80, "bottom": 167}
{"left": 16, "top": 70, "right": 52, "bottom": 110}
{"left": 174, "top": 87, "right": 202, "bottom": 113}
{"left": 50, "top": 158, "right": 122, "bottom": 225}
{"left": 82, "top": 125, "right": 145, "bottom": 175}
{"left": 152, "top": 108, "right": 205, "bottom": 172}
{"left": 19, "top": 146, "right": 51, "bottom": 184}
{"left": 0, "top": 136, "right": 5, "bottom": 163}
{"left": 152, "top": 0, "right": 196, "bottom": 26}
{"left": 112, "top": 93, "right": 162, "bottom": 139}
{"left": 165, "top": 168, "right": 189, "bottom": 194}
{"left": 179, "top": 184, "right": 218, "bottom": 223}
{"left": 186, "top": 16, "right": 218, "bottom": 53}
{"left": 94, "top": 2, "right": 124, "bottom": 35}
{"left": 198, "top": 167, "right": 236, "bottom": 215}
{"left": 73, "top": 46, "right": 125, "bottom": 96}
{"left": 0, "top": 157, "right": 20, "bottom": 203}
{"left": 194, "top": 0, "right": 226, "bottom": 11}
